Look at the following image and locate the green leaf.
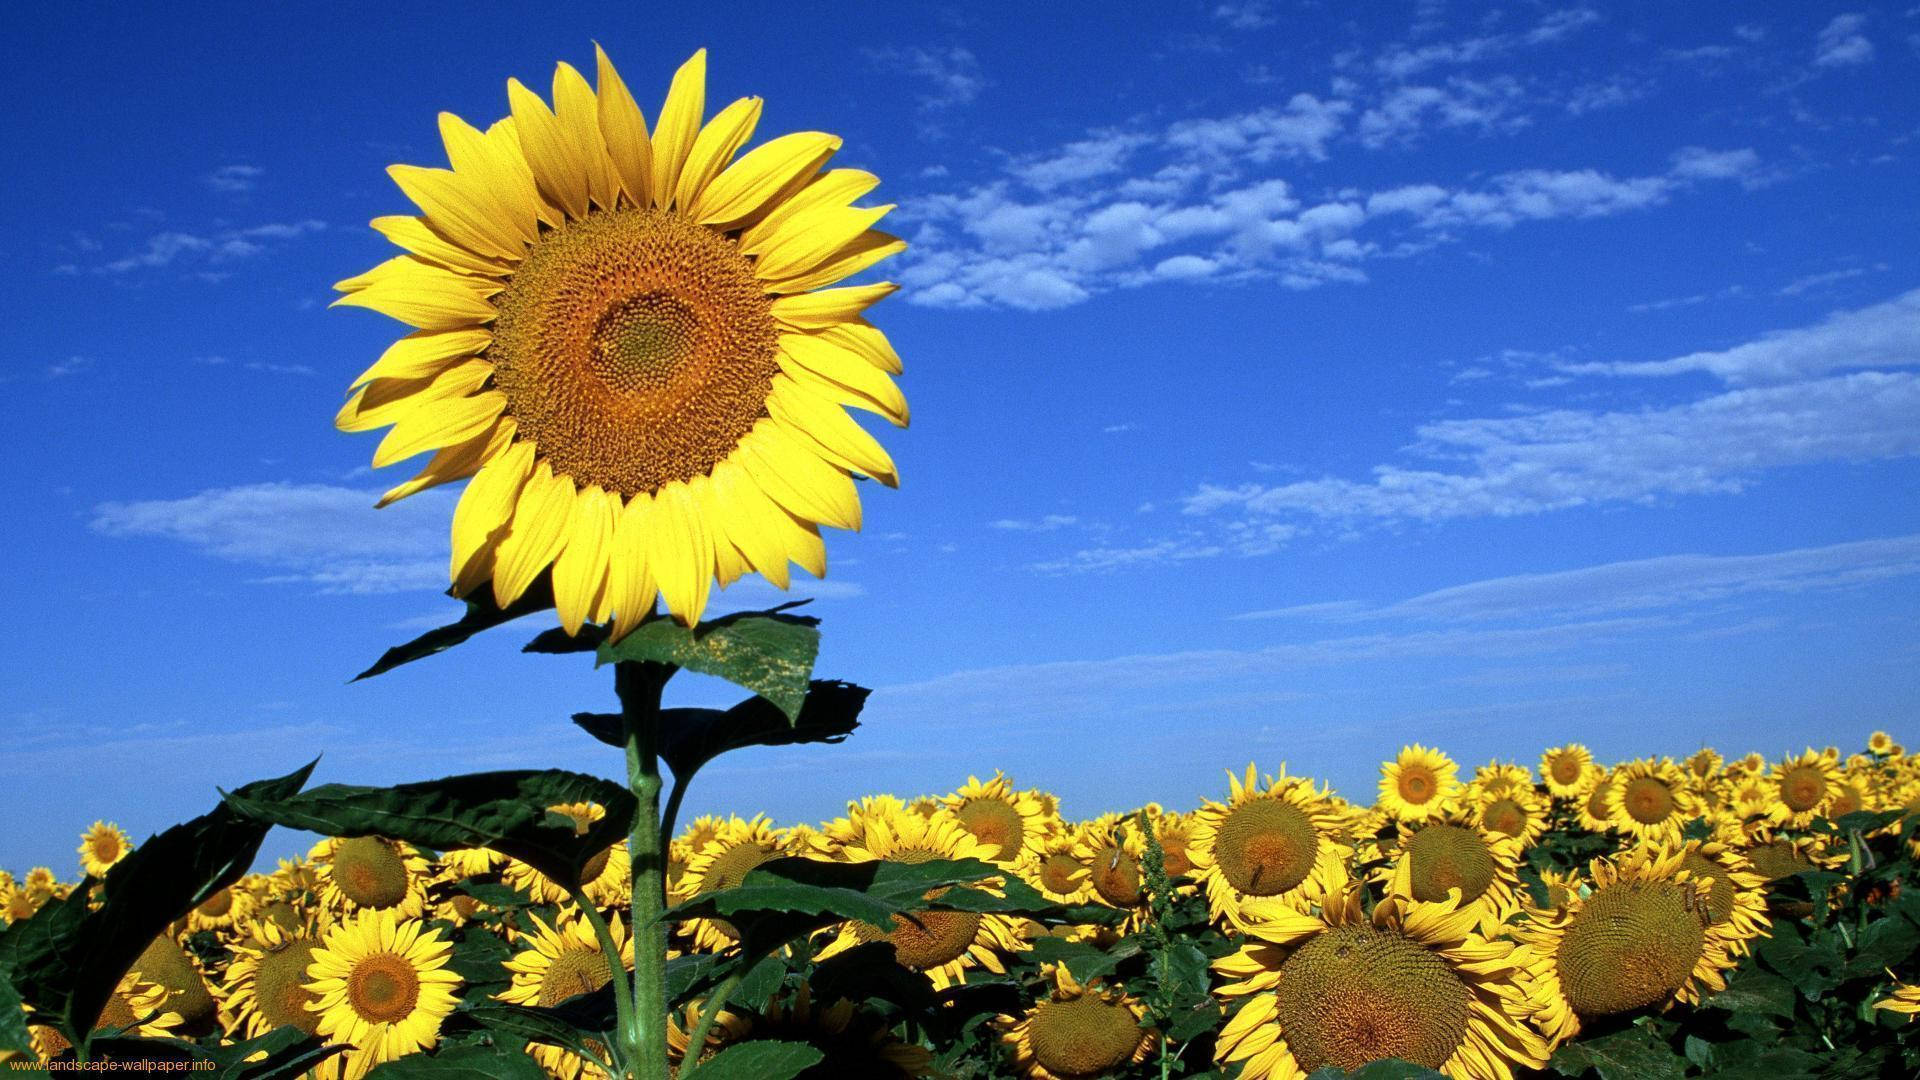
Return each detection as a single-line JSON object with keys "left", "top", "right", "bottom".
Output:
{"left": 1151, "top": 941, "right": 1211, "bottom": 1005}
{"left": 597, "top": 606, "right": 821, "bottom": 721}
{"left": 1023, "top": 935, "right": 1129, "bottom": 984}
{"left": 355, "top": 580, "right": 557, "bottom": 681}
{"left": 0, "top": 761, "right": 314, "bottom": 1046}
{"left": 1702, "top": 971, "right": 1798, "bottom": 1019}
{"left": 447, "top": 928, "right": 513, "bottom": 989}
{"left": 223, "top": 769, "right": 633, "bottom": 890}
{"left": 1848, "top": 906, "right": 1920, "bottom": 976}
{"left": 679, "top": 1038, "right": 824, "bottom": 1080}
{"left": 0, "top": 972, "right": 28, "bottom": 1057}
{"left": 1549, "top": 1022, "right": 1686, "bottom": 1080}
{"left": 657, "top": 680, "right": 866, "bottom": 782}
{"left": 363, "top": 1044, "right": 552, "bottom": 1080}
{"left": 449, "top": 999, "right": 613, "bottom": 1067}
{"left": 1307, "top": 1062, "right": 1448, "bottom": 1079}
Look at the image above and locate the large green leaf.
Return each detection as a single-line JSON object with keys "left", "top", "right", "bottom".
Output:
{"left": 679, "top": 1038, "right": 824, "bottom": 1080}
{"left": 669, "top": 857, "right": 1053, "bottom": 927}
{"left": 364, "top": 1045, "right": 551, "bottom": 1079}
{"left": 0, "top": 973, "right": 31, "bottom": 1057}
{"left": 448, "top": 999, "right": 614, "bottom": 1067}
{"left": 1307, "top": 1062, "right": 1448, "bottom": 1079}
{"left": 597, "top": 606, "right": 820, "bottom": 721}
{"left": 0, "top": 761, "right": 314, "bottom": 1045}
{"left": 85, "top": 1029, "right": 343, "bottom": 1080}
{"left": 657, "top": 680, "right": 866, "bottom": 781}
{"left": 1549, "top": 1022, "right": 1687, "bottom": 1080}
{"left": 224, "top": 770, "right": 632, "bottom": 889}
{"left": 355, "top": 580, "right": 556, "bottom": 681}
{"left": 1702, "top": 970, "right": 1798, "bottom": 1020}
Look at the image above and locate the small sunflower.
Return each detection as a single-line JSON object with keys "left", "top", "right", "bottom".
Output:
{"left": 1070, "top": 814, "right": 1153, "bottom": 929}
{"left": 31, "top": 971, "right": 181, "bottom": 1061}
{"left": 217, "top": 919, "right": 325, "bottom": 1040}
{"left": 1378, "top": 745, "right": 1462, "bottom": 824}
{"left": 943, "top": 773, "right": 1048, "bottom": 870}
{"left": 501, "top": 803, "right": 631, "bottom": 907}
{"left": 1869, "top": 730, "right": 1897, "bottom": 757}
{"left": 1603, "top": 758, "right": 1698, "bottom": 846}
{"left": 1022, "top": 832, "right": 1091, "bottom": 906}
{"left": 1380, "top": 818, "right": 1526, "bottom": 931}
{"left": 438, "top": 846, "right": 504, "bottom": 879}
{"left": 1472, "top": 783, "right": 1551, "bottom": 848}
{"left": 1538, "top": 745, "right": 1594, "bottom": 798}
{"left": 1001, "top": 964, "right": 1155, "bottom": 1080}
{"left": 1188, "top": 765, "right": 1351, "bottom": 924}
{"left": 1875, "top": 977, "right": 1920, "bottom": 1019}
{"left": 500, "top": 911, "right": 632, "bottom": 1079}
{"left": 186, "top": 884, "right": 250, "bottom": 935}
{"left": 1213, "top": 888, "right": 1547, "bottom": 1079}
{"left": 132, "top": 934, "right": 217, "bottom": 1029}
{"left": 1673, "top": 840, "right": 1771, "bottom": 952}
{"left": 312, "top": 836, "right": 432, "bottom": 917}
{"left": 1768, "top": 749, "right": 1840, "bottom": 829}
{"left": 305, "top": 909, "right": 462, "bottom": 1080}
{"left": 336, "top": 47, "right": 908, "bottom": 632}
{"left": 77, "top": 821, "right": 133, "bottom": 879}
{"left": 678, "top": 814, "right": 795, "bottom": 952}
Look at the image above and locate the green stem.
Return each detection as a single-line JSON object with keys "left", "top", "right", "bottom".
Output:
{"left": 618, "top": 660, "right": 674, "bottom": 1080}
{"left": 569, "top": 885, "right": 634, "bottom": 1073}
{"left": 681, "top": 970, "right": 742, "bottom": 1070}
{"left": 661, "top": 777, "right": 690, "bottom": 855}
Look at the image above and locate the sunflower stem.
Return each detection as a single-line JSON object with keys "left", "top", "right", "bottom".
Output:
{"left": 682, "top": 970, "right": 742, "bottom": 1070}
{"left": 569, "top": 885, "right": 635, "bottom": 1073}
{"left": 618, "top": 659, "right": 675, "bottom": 1080}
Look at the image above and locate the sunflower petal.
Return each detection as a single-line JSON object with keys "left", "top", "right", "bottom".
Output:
{"left": 451, "top": 440, "right": 535, "bottom": 592}
{"left": 762, "top": 231, "right": 906, "bottom": 294}
{"left": 491, "top": 461, "right": 575, "bottom": 607}
{"left": 376, "top": 416, "right": 516, "bottom": 507}
{"left": 740, "top": 169, "right": 881, "bottom": 252}
{"left": 767, "top": 376, "right": 898, "bottom": 486}
{"left": 373, "top": 391, "right": 506, "bottom": 468}
{"left": 552, "top": 61, "right": 620, "bottom": 210}
{"left": 737, "top": 421, "right": 861, "bottom": 531}
{"left": 437, "top": 112, "right": 542, "bottom": 244}
{"left": 708, "top": 460, "right": 792, "bottom": 589}
{"left": 673, "top": 96, "right": 762, "bottom": 212}
{"left": 650, "top": 50, "right": 707, "bottom": 209}
{"left": 692, "top": 131, "right": 840, "bottom": 226}
{"left": 770, "top": 283, "right": 898, "bottom": 332}
{"left": 386, "top": 164, "right": 527, "bottom": 261}
{"left": 594, "top": 44, "right": 653, "bottom": 207}
{"left": 750, "top": 203, "right": 894, "bottom": 282}
{"left": 370, "top": 215, "right": 509, "bottom": 278}
{"left": 551, "top": 484, "right": 614, "bottom": 634}
{"left": 777, "top": 331, "right": 909, "bottom": 425}
{"left": 337, "top": 358, "right": 494, "bottom": 433}
{"left": 508, "top": 77, "right": 590, "bottom": 220}
{"left": 332, "top": 256, "right": 500, "bottom": 330}
{"left": 608, "top": 494, "right": 657, "bottom": 640}
{"left": 803, "top": 319, "right": 903, "bottom": 375}
{"left": 647, "top": 479, "right": 714, "bottom": 626}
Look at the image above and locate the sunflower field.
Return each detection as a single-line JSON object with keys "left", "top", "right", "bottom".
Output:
{"left": 6, "top": 736, "right": 1920, "bottom": 1080}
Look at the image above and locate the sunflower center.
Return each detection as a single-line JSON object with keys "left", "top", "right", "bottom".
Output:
{"left": 490, "top": 208, "right": 780, "bottom": 497}
{"left": 1549, "top": 755, "right": 1582, "bottom": 786}
{"left": 254, "top": 942, "right": 323, "bottom": 1034}
{"left": 1623, "top": 778, "right": 1676, "bottom": 824}
{"left": 347, "top": 952, "right": 422, "bottom": 1025}
{"left": 196, "top": 888, "right": 234, "bottom": 919}
{"left": 91, "top": 832, "right": 124, "bottom": 864}
{"left": 1481, "top": 799, "right": 1528, "bottom": 838}
{"left": 1747, "top": 840, "right": 1813, "bottom": 881}
{"left": 852, "top": 887, "right": 983, "bottom": 971}
{"left": 332, "top": 837, "right": 410, "bottom": 910}
{"left": 955, "top": 798, "right": 1026, "bottom": 861}
{"left": 1399, "top": 766, "right": 1437, "bottom": 803}
{"left": 1027, "top": 994, "right": 1145, "bottom": 1078}
{"left": 1828, "top": 784, "right": 1862, "bottom": 818}
{"left": 1039, "top": 854, "right": 1085, "bottom": 897}
{"left": 580, "top": 845, "right": 614, "bottom": 886}
{"left": 1159, "top": 830, "right": 1194, "bottom": 878}
{"left": 260, "top": 902, "right": 302, "bottom": 934}
{"left": 1272, "top": 926, "right": 1471, "bottom": 1072}
{"left": 1088, "top": 845, "right": 1142, "bottom": 907}
{"left": 1679, "top": 853, "right": 1737, "bottom": 925}
{"left": 537, "top": 949, "right": 613, "bottom": 1008}
{"left": 1406, "top": 825, "right": 1497, "bottom": 905}
{"left": 1216, "top": 799, "right": 1319, "bottom": 897}
{"left": 1555, "top": 881, "right": 1706, "bottom": 1016}
{"left": 1585, "top": 781, "right": 1614, "bottom": 822}
{"left": 137, "top": 936, "right": 214, "bottom": 1022}
{"left": 1779, "top": 766, "right": 1828, "bottom": 812}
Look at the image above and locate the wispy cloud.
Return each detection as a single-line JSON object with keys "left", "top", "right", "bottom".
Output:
{"left": 1352, "top": 7, "right": 1602, "bottom": 80}
{"left": 1813, "top": 13, "right": 1874, "bottom": 67}
{"left": 870, "top": 46, "right": 986, "bottom": 110}
{"left": 1212, "top": 2, "right": 1274, "bottom": 31}
{"left": 194, "top": 354, "right": 318, "bottom": 377}
{"left": 46, "top": 355, "right": 94, "bottom": 379}
{"left": 97, "top": 219, "right": 326, "bottom": 276}
{"left": 205, "top": 163, "right": 263, "bottom": 193}
{"left": 990, "top": 515, "right": 1079, "bottom": 532}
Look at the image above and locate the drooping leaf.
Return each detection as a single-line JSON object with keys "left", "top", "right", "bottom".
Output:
{"left": 223, "top": 769, "right": 632, "bottom": 889}
{"left": 657, "top": 680, "right": 866, "bottom": 783}
{"left": 597, "top": 606, "right": 820, "bottom": 721}
{"left": 363, "top": 1044, "right": 552, "bottom": 1079}
{"left": 678, "top": 1038, "right": 824, "bottom": 1080}
{"left": 0, "top": 761, "right": 314, "bottom": 1045}
{"left": 448, "top": 999, "right": 614, "bottom": 1067}
{"left": 355, "top": 580, "right": 557, "bottom": 681}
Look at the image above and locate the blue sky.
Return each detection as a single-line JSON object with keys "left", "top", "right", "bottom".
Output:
{"left": 6, "top": 1, "right": 1918, "bottom": 873}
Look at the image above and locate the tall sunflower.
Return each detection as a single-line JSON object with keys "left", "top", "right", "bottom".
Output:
{"left": 1213, "top": 889, "right": 1547, "bottom": 1079}
{"left": 1378, "top": 745, "right": 1462, "bottom": 824}
{"left": 336, "top": 47, "right": 907, "bottom": 631}
{"left": 216, "top": 919, "right": 325, "bottom": 1041}
{"left": 304, "top": 909, "right": 462, "bottom": 1080}
{"left": 942, "top": 773, "right": 1048, "bottom": 870}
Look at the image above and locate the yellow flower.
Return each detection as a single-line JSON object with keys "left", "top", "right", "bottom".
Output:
{"left": 1379, "top": 817, "right": 1527, "bottom": 932}
{"left": 1378, "top": 745, "right": 1462, "bottom": 824}
{"left": 311, "top": 835, "right": 432, "bottom": 918}
{"left": 336, "top": 47, "right": 908, "bottom": 631}
{"left": 305, "top": 909, "right": 462, "bottom": 1080}
{"left": 77, "top": 821, "right": 132, "bottom": 879}
{"left": 1768, "top": 749, "right": 1841, "bottom": 829}
{"left": 1187, "top": 764, "right": 1352, "bottom": 924}
{"left": 942, "top": 773, "right": 1049, "bottom": 870}
{"left": 1603, "top": 758, "right": 1698, "bottom": 846}
{"left": 217, "top": 919, "right": 325, "bottom": 1040}
{"left": 500, "top": 911, "right": 632, "bottom": 1079}
{"left": 676, "top": 813, "right": 795, "bottom": 953}
{"left": 1000, "top": 965, "right": 1155, "bottom": 1080}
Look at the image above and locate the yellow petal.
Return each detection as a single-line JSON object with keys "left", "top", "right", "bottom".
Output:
{"left": 370, "top": 215, "right": 509, "bottom": 278}
{"left": 708, "top": 460, "right": 791, "bottom": 589}
{"left": 777, "top": 331, "right": 909, "bottom": 425}
{"left": 740, "top": 169, "right": 880, "bottom": 252}
{"left": 491, "top": 461, "right": 575, "bottom": 607}
{"left": 551, "top": 484, "right": 614, "bottom": 634}
{"left": 373, "top": 391, "right": 506, "bottom": 468}
{"left": 766, "top": 377, "right": 898, "bottom": 486}
{"left": 736, "top": 421, "right": 861, "bottom": 531}
{"left": 673, "top": 96, "right": 762, "bottom": 212}
{"left": 338, "top": 358, "right": 493, "bottom": 433}
{"left": 553, "top": 61, "right": 620, "bottom": 210}
{"left": 334, "top": 254, "right": 413, "bottom": 294}
{"left": 803, "top": 319, "right": 903, "bottom": 375}
{"left": 594, "top": 44, "right": 653, "bottom": 207}
{"left": 376, "top": 417, "right": 516, "bottom": 507}
{"left": 711, "top": 528, "right": 749, "bottom": 588}
{"left": 487, "top": 117, "right": 563, "bottom": 230}
{"left": 770, "top": 283, "right": 897, "bottom": 331}
{"left": 332, "top": 257, "right": 500, "bottom": 330}
{"left": 750, "top": 203, "right": 894, "bottom": 282}
{"left": 608, "top": 493, "right": 658, "bottom": 639}
{"left": 692, "top": 131, "right": 840, "bottom": 227}
{"left": 386, "top": 164, "right": 528, "bottom": 261}
{"left": 437, "top": 112, "right": 542, "bottom": 244}
{"left": 349, "top": 328, "right": 494, "bottom": 389}
{"left": 774, "top": 507, "right": 828, "bottom": 579}
{"left": 650, "top": 49, "right": 707, "bottom": 209}
{"left": 508, "top": 77, "right": 590, "bottom": 220}
{"left": 762, "top": 231, "right": 906, "bottom": 295}
{"left": 451, "top": 440, "right": 535, "bottom": 592}
{"left": 647, "top": 479, "right": 714, "bottom": 626}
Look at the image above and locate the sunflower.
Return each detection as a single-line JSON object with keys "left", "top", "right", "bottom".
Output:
{"left": 187, "top": 884, "right": 250, "bottom": 935}
{"left": 335, "top": 47, "right": 907, "bottom": 632}
{"left": 305, "top": 909, "right": 462, "bottom": 1080}
{"left": 1188, "top": 765, "right": 1351, "bottom": 924}
{"left": 1512, "top": 846, "right": 1743, "bottom": 1044}
{"left": 312, "top": 836, "right": 432, "bottom": 917}
{"left": 1472, "top": 782, "right": 1551, "bottom": 848}
{"left": 1001, "top": 965, "right": 1155, "bottom": 1080}
{"left": 1603, "top": 758, "right": 1698, "bottom": 846}
{"left": 813, "top": 807, "right": 1026, "bottom": 990}
{"left": 1468, "top": 762, "right": 1533, "bottom": 799}
{"left": 500, "top": 911, "right": 632, "bottom": 1079}
{"left": 1768, "top": 749, "right": 1840, "bottom": 829}
{"left": 1147, "top": 807, "right": 1198, "bottom": 882}
{"left": 217, "top": 919, "right": 325, "bottom": 1040}
{"left": 1869, "top": 730, "right": 1897, "bottom": 757}
{"left": 1213, "top": 887, "right": 1547, "bottom": 1079}
{"left": 501, "top": 802, "right": 631, "bottom": 907}
{"left": 1379, "top": 818, "right": 1526, "bottom": 931}
{"left": 438, "top": 846, "right": 504, "bottom": 879}
{"left": 77, "top": 821, "right": 133, "bottom": 879}
{"left": 1673, "top": 840, "right": 1770, "bottom": 951}
{"left": 943, "top": 773, "right": 1048, "bottom": 870}
{"left": 1022, "top": 831, "right": 1091, "bottom": 906}
{"left": 132, "top": 934, "right": 217, "bottom": 1029}
{"left": 1070, "top": 814, "right": 1153, "bottom": 929}
{"left": 678, "top": 814, "right": 795, "bottom": 952}
{"left": 1378, "top": 745, "right": 1462, "bottom": 824}
{"left": 1875, "top": 978, "right": 1920, "bottom": 1019}
{"left": 28, "top": 971, "right": 181, "bottom": 1061}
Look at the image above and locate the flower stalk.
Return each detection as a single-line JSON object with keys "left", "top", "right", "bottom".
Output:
{"left": 617, "top": 660, "right": 674, "bottom": 1080}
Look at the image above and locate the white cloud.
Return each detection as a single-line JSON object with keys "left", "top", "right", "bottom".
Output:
{"left": 1775, "top": 266, "right": 1877, "bottom": 296}
{"left": 46, "top": 355, "right": 94, "bottom": 378}
{"left": 1213, "top": 2, "right": 1275, "bottom": 30}
{"left": 1814, "top": 13, "right": 1875, "bottom": 67}
{"left": 205, "top": 164, "right": 263, "bottom": 193}
{"left": 990, "top": 515, "right": 1079, "bottom": 532}
{"left": 92, "top": 483, "right": 455, "bottom": 595}
{"left": 870, "top": 46, "right": 985, "bottom": 110}
{"left": 1357, "top": 77, "right": 1529, "bottom": 148}
{"left": 1362, "top": 7, "right": 1601, "bottom": 79}
{"left": 98, "top": 220, "right": 325, "bottom": 275}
